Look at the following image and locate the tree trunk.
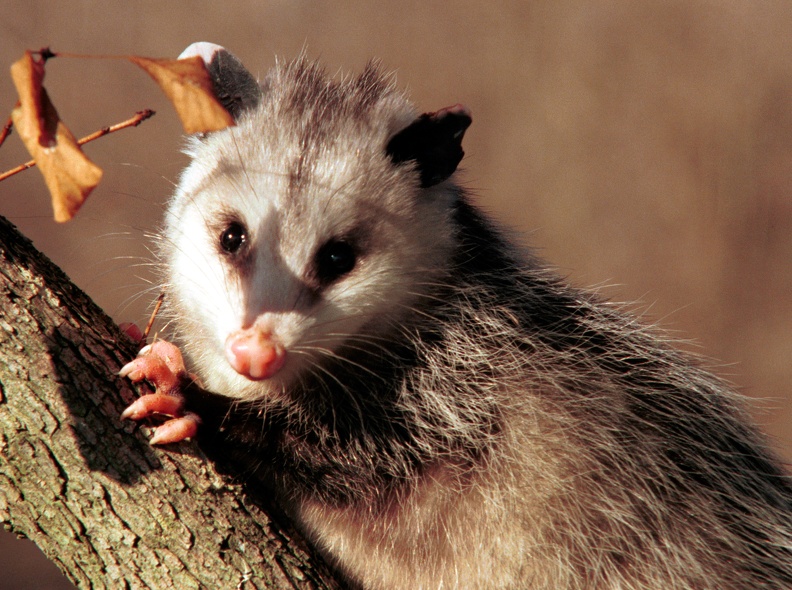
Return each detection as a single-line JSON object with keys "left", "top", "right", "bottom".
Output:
{"left": 0, "top": 215, "right": 343, "bottom": 589}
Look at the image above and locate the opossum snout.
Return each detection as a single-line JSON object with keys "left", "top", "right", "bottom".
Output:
{"left": 225, "top": 327, "right": 286, "bottom": 380}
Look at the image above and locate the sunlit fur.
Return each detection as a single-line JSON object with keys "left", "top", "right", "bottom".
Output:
{"left": 160, "top": 51, "right": 792, "bottom": 589}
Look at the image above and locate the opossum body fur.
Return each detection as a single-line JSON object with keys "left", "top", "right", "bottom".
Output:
{"left": 121, "top": 43, "right": 792, "bottom": 589}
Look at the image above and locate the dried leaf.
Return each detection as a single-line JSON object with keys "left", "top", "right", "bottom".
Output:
{"left": 10, "top": 52, "right": 102, "bottom": 222}
{"left": 10, "top": 51, "right": 50, "bottom": 145}
{"left": 129, "top": 55, "right": 234, "bottom": 134}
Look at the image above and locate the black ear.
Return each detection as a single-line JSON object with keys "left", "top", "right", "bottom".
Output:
{"left": 386, "top": 104, "right": 472, "bottom": 187}
{"left": 179, "top": 42, "right": 262, "bottom": 120}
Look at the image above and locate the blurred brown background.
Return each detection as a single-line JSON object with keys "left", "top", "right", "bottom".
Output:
{"left": 1, "top": 1, "right": 791, "bottom": 588}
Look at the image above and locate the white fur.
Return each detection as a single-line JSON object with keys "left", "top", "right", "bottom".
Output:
{"left": 158, "top": 50, "right": 792, "bottom": 590}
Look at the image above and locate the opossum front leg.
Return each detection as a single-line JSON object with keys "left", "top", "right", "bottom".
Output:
{"left": 119, "top": 340, "right": 201, "bottom": 445}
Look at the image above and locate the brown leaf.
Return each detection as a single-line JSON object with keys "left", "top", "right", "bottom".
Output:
{"left": 10, "top": 51, "right": 50, "bottom": 146}
{"left": 129, "top": 55, "right": 234, "bottom": 134}
{"left": 10, "top": 52, "right": 103, "bottom": 222}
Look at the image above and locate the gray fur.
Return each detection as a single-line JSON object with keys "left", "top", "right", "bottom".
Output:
{"left": 160, "top": 45, "right": 792, "bottom": 589}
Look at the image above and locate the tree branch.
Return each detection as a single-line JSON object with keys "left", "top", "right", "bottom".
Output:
{"left": 0, "top": 110, "right": 155, "bottom": 183}
{"left": 0, "top": 215, "right": 343, "bottom": 589}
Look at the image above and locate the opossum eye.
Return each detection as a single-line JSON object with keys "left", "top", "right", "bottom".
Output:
{"left": 220, "top": 222, "right": 248, "bottom": 254}
{"left": 314, "top": 239, "right": 357, "bottom": 284}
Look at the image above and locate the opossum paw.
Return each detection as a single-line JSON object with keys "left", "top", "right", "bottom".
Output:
{"left": 121, "top": 392, "right": 186, "bottom": 420}
{"left": 120, "top": 340, "right": 200, "bottom": 444}
{"left": 119, "top": 340, "right": 187, "bottom": 395}
{"left": 121, "top": 394, "right": 200, "bottom": 444}
{"left": 150, "top": 414, "right": 200, "bottom": 445}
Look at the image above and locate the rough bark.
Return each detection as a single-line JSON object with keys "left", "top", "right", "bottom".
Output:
{"left": 0, "top": 215, "right": 343, "bottom": 589}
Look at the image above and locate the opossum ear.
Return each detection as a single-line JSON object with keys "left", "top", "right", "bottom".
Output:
{"left": 386, "top": 104, "right": 472, "bottom": 188}
{"left": 179, "top": 42, "right": 262, "bottom": 120}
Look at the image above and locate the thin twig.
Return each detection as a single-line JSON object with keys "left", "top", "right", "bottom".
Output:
{"left": 37, "top": 47, "right": 56, "bottom": 62}
{"left": 0, "top": 114, "right": 13, "bottom": 149}
{"left": 78, "top": 108, "right": 155, "bottom": 144}
{"left": 144, "top": 292, "right": 165, "bottom": 340}
{"left": 0, "top": 109, "right": 155, "bottom": 183}
{"left": 0, "top": 158, "right": 35, "bottom": 182}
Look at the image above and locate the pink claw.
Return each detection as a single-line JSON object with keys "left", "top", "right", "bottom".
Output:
{"left": 121, "top": 393, "right": 185, "bottom": 420}
{"left": 149, "top": 414, "right": 200, "bottom": 445}
{"left": 119, "top": 341, "right": 186, "bottom": 395}
{"left": 120, "top": 339, "right": 199, "bottom": 445}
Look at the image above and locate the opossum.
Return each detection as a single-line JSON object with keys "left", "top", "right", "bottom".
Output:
{"left": 121, "top": 42, "right": 792, "bottom": 589}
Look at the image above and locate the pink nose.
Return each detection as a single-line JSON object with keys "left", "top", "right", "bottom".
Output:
{"left": 224, "top": 328, "right": 286, "bottom": 380}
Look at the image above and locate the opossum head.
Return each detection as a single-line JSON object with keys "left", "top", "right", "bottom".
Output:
{"left": 162, "top": 43, "right": 471, "bottom": 404}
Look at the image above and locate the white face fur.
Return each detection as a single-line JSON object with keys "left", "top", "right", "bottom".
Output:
{"left": 161, "top": 60, "right": 460, "bottom": 403}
